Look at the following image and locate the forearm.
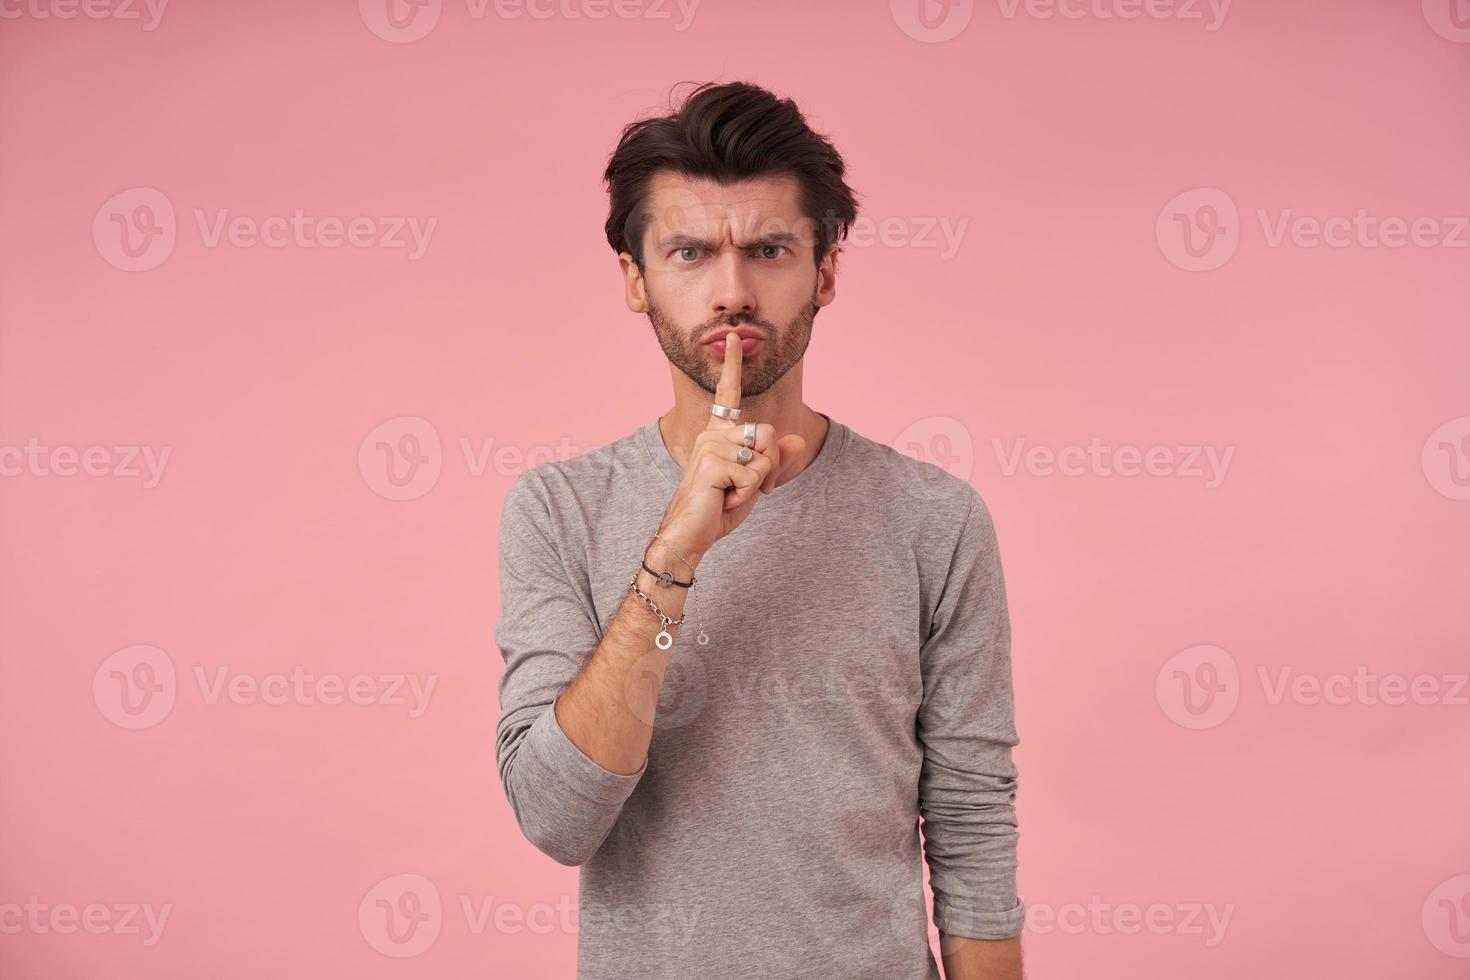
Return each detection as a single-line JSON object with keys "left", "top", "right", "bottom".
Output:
{"left": 554, "top": 537, "right": 703, "bottom": 775}
{"left": 939, "top": 933, "right": 1023, "bottom": 980}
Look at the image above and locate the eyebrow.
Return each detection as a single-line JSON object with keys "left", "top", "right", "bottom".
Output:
{"left": 656, "top": 231, "right": 801, "bottom": 251}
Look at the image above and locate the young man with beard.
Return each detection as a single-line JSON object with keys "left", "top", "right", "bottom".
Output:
{"left": 494, "top": 81, "right": 1025, "bottom": 979}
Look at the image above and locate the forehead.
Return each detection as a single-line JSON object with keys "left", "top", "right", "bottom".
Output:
{"left": 643, "top": 171, "right": 805, "bottom": 241}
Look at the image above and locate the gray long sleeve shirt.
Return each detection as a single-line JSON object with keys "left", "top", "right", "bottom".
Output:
{"left": 493, "top": 413, "right": 1024, "bottom": 979}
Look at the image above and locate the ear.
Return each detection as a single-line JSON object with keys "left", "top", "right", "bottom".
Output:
{"left": 814, "top": 245, "right": 839, "bottom": 309}
{"left": 619, "top": 251, "right": 649, "bottom": 313}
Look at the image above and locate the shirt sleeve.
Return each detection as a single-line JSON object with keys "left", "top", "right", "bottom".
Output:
{"left": 917, "top": 488, "right": 1026, "bottom": 940}
{"left": 493, "top": 469, "right": 647, "bottom": 866}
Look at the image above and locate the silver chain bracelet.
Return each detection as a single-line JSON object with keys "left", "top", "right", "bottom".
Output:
{"left": 628, "top": 572, "right": 686, "bottom": 650}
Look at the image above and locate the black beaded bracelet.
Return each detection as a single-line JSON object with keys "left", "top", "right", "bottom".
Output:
{"left": 640, "top": 561, "right": 694, "bottom": 589}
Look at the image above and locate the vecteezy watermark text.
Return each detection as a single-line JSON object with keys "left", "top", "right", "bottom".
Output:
{"left": 1022, "top": 895, "right": 1234, "bottom": 945}
{"left": 994, "top": 0, "right": 1229, "bottom": 29}
{"left": 0, "top": 439, "right": 171, "bottom": 488}
{"left": 993, "top": 437, "right": 1233, "bottom": 488}
{"left": 0, "top": 897, "right": 172, "bottom": 946}
{"left": 890, "top": 0, "right": 1230, "bottom": 43}
{"left": 0, "top": 0, "right": 168, "bottom": 30}
{"left": 358, "top": 0, "right": 701, "bottom": 43}
{"left": 194, "top": 666, "right": 437, "bottom": 717}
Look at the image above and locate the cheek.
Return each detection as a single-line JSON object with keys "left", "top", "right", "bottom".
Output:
{"left": 648, "top": 268, "right": 707, "bottom": 308}
{"left": 762, "top": 266, "right": 817, "bottom": 302}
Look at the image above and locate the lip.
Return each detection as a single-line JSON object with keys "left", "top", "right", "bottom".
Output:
{"left": 702, "top": 326, "right": 766, "bottom": 356}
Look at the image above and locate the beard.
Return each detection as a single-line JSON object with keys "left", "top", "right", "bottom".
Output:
{"left": 647, "top": 289, "right": 818, "bottom": 399}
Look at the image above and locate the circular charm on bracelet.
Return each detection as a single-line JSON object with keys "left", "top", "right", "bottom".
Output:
{"left": 736, "top": 446, "right": 753, "bottom": 465}
{"left": 655, "top": 628, "right": 673, "bottom": 650}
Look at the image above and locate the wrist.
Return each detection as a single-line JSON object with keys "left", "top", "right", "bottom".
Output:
{"left": 645, "top": 535, "right": 703, "bottom": 573}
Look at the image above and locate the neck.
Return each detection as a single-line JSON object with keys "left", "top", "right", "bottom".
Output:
{"left": 658, "top": 360, "right": 829, "bottom": 489}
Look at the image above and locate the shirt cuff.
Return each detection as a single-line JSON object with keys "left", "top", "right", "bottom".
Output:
{"left": 521, "top": 697, "right": 648, "bottom": 805}
{"left": 934, "top": 898, "right": 1026, "bottom": 941}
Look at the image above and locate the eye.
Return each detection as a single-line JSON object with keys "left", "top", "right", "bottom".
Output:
{"left": 675, "top": 246, "right": 703, "bottom": 262}
{"left": 757, "top": 244, "right": 788, "bottom": 260}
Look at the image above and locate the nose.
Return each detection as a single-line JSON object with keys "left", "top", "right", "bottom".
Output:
{"left": 708, "top": 247, "right": 756, "bottom": 323}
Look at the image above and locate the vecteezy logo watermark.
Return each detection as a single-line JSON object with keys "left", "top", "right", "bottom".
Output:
{"left": 358, "top": 0, "right": 700, "bottom": 43}
{"left": 1157, "top": 645, "right": 1470, "bottom": 729}
{"left": 93, "top": 645, "right": 177, "bottom": 729}
{"left": 1423, "top": 874, "right": 1470, "bottom": 957}
{"left": 93, "top": 187, "right": 437, "bottom": 271}
{"left": 358, "top": 415, "right": 594, "bottom": 501}
{"left": 360, "top": 874, "right": 442, "bottom": 958}
{"left": 891, "top": 0, "right": 1229, "bottom": 43}
{"left": 890, "top": 0, "right": 974, "bottom": 42}
{"left": 1156, "top": 644, "right": 1239, "bottom": 729}
{"left": 1422, "top": 0, "right": 1470, "bottom": 43}
{"left": 1156, "top": 187, "right": 1240, "bottom": 272}
{"left": 993, "top": 437, "right": 1233, "bottom": 488}
{"left": 893, "top": 416, "right": 976, "bottom": 483}
{"left": 1158, "top": 187, "right": 1470, "bottom": 271}
{"left": 0, "top": 439, "right": 171, "bottom": 488}
{"left": 1422, "top": 416, "right": 1470, "bottom": 501}
{"left": 623, "top": 646, "right": 708, "bottom": 730}
{"left": 0, "top": 0, "right": 169, "bottom": 30}
{"left": 0, "top": 897, "right": 173, "bottom": 946}
{"left": 93, "top": 187, "right": 177, "bottom": 272}
{"left": 93, "top": 645, "right": 438, "bottom": 729}
{"left": 360, "top": 416, "right": 444, "bottom": 501}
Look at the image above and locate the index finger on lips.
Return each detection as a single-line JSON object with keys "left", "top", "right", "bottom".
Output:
{"left": 706, "top": 329, "right": 743, "bottom": 430}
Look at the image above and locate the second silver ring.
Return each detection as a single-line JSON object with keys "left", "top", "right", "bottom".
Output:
{"left": 741, "top": 422, "right": 757, "bottom": 448}
{"left": 736, "top": 446, "right": 754, "bottom": 465}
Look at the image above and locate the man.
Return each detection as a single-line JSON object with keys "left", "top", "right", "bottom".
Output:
{"left": 494, "top": 81, "right": 1024, "bottom": 979}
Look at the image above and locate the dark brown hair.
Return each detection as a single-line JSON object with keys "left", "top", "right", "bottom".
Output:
{"left": 602, "top": 81, "right": 860, "bottom": 272}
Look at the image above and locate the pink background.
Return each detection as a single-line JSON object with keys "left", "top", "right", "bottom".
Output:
{"left": 3, "top": 0, "right": 1468, "bottom": 977}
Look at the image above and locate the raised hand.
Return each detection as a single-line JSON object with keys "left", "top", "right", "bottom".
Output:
{"left": 657, "top": 330, "right": 807, "bottom": 562}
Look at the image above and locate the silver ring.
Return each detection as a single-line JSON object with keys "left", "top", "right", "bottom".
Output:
{"left": 710, "top": 403, "right": 741, "bottom": 421}
{"left": 736, "top": 446, "right": 754, "bottom": 465}
{"left": 742, "top": 422, "right": 756, "bottom": 448}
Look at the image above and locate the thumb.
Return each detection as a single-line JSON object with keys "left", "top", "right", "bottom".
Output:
{"left": 772, "top": 434, "right": 807, "bottom": 487}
